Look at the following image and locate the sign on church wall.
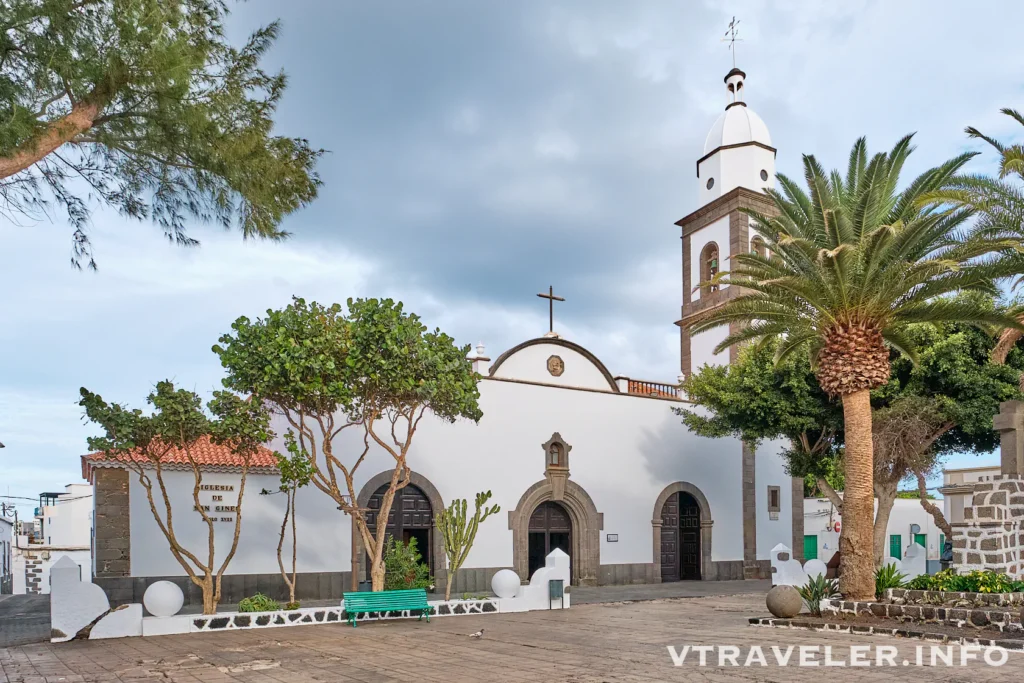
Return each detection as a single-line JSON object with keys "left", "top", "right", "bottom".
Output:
{"left": 193, "top": 484, "right": 239, "bottom": 522}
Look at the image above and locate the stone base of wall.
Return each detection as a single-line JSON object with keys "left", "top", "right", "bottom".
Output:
{"left": 96, "top": 571, "right": 352, "bottom": 608}
{"left": 598, "top": 563, "right": 656, "bottom": 585}
{"left": 715, "top": 560, "right": 769, "bottom": 581}
{"left": 447, "top": 567, "right": 504, "bottom": 594}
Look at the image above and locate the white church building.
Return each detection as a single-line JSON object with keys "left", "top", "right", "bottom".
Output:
{"left": 84, "top": 66, "right": 803, "bottom": 606}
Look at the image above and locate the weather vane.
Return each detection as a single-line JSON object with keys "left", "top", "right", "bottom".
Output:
{"left": 722, "top": 16, "right": 742, "bottom": 68}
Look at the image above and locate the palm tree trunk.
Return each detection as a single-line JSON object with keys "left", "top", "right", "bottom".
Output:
{"left": 839, "top": 389, "right": 875, "bottom": 600}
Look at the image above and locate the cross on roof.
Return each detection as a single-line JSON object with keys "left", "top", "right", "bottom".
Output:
{"left": 537, "top": 285, "right": 565, "bottom": 335}
{"left": 722, "top": 16, "right": 742, "bottom": 68}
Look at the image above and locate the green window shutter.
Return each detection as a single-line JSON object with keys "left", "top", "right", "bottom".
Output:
{"left": 889, "top": 534, "right": 902, "bottom": 559}
{"left": 939, "top": 533, "right": 945, "bottom": 550}
{"left": 803, "top": 535, "right": 818, "bottom": 560}
{"left": 913, "top": 533, "right": 926, "bottom": 549}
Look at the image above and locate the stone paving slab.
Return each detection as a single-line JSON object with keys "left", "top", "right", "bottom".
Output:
{"left": 3, "top": 592, "right": 1022, "bottom": 682}
{"left": 0, "top": 595, "right": 50, "bottom": 649}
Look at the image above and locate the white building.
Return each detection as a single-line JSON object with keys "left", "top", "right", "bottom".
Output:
{"left": 11, "top": 485, "right": 93, "bottom": 594}
{"left": 0, "top": 515, "right": 12, "bottom": 593}
{"left": 84, "top": 64, "right": 803, "bottom": 607}
{"left": 804, "top": 497, "right": 945, "bottom": 575}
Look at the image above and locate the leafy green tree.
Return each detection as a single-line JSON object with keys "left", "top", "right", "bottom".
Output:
{"left": 0, "top": 0, "right": 323, "bottom": 268}
{"left": 214, "top": 297, "right": 482, "bottom": 591}
{"left": 261, "top": 432, "right": 315, "bottom": 606}
{"left": 79, "top": 380, "right": 275, "bottom": 614}
{"left": 436, "top": 491, "right": 500, "bottom": 601}
{"left": 679, "top": 341, "right": 844, "bottom": 506}
{"left": 688, "top": 134, "right": 1021, "bottom": 599}
{"left": 684, "top": 298, "right": 1024, "bottom": 568}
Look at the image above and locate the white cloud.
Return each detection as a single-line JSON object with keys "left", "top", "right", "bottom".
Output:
{"left": 535, "top": 130, "right": 579, "bottom": 161}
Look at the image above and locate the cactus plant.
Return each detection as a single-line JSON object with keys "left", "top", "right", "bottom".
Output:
{"left": 437, "top": 491, "right": 500, "bottom": 601}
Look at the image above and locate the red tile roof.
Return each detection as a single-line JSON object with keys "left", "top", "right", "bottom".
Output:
{"left": 81, "top": 434, "right": 278, "bottom": 480}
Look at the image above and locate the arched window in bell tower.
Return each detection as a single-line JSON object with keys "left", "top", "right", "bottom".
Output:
{"left": 700, "top": 242, "right": 720, "bottom": 294}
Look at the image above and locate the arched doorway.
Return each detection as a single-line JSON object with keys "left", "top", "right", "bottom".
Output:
{"left": 652, "top": 482, "right": 713, "bottom": 582}
{"left": 528, "top": 501, "right": 572, "bottom": 578}
{"left": 660, "top": 492, "right": 702, "bottom": 581}
{"left": 509, "top": 479, "right": 603, "bottom": 586}
{"left": 363, "top": 483, "right": 434, "bottom": 581}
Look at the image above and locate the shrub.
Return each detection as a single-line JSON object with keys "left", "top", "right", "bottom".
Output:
{"left": 798, "top": 574, "right": 840, "bottom": 616}
{"left": 383, "top": 536, "right": 433, "bottom": 591}
{"left": 904, "top": 573, "right": 933, "bottom": 590}
{"left": 899, "top": 569, "right": 1024, "bottom": 593}
{"left": 285, "top": 601, "right": 301, "bottom": 610}
{"left": 875, "top": 562, "right": 907, "bottom": 599}
{"left": 238, "top": 593, "right": 281, "bottom": 612}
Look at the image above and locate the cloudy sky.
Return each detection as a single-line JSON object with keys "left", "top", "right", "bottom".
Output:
{"left": 3, "top": 0, "right": 1024, "bottom": 512}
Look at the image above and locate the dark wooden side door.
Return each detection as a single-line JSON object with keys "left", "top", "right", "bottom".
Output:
{"left": 660, "top": 493, "right": 680, "bottom": 582}
{"left": 527, "top": 501, "right": 573, "bottom": 579}
{"left": 365, "top": 484, "right": 433, "bottom": 579}
{"left": 679, "top": 492, "right": 701, "bottom": 580}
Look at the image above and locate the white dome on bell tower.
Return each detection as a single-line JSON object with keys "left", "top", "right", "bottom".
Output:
{"left": 697, "top": 67, "right": 776, "bottom": 206}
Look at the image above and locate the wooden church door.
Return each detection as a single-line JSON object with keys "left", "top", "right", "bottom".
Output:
{"left": 660, "top": 492, "right": 702, "bottom": 581}
{"left": 527, "top": 501, "right": 572, "bottom": 579}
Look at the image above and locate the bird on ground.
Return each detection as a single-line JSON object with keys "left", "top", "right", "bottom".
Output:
{"left": 468, "top": 629, "right": 485, "bottom": 639}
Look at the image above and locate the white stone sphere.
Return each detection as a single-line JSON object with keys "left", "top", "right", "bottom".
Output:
{"left": 803, "top": 559, "right": 827, "bottom": 580}
{"left": 491, "top": 569, "right": 521, "bottom": 599}
{"left": 144, "top": 580, "right": 184, "bottom": 617}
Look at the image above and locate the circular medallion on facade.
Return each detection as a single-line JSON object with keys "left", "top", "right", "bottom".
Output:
{"left": 760, "top": 169, "right": 769, "bottom": 181}
{"left": 547, "top": 355, "right": 565, "bottom": 376}
{"left": 706, "top": 177, "right": 715, "bottom": 190}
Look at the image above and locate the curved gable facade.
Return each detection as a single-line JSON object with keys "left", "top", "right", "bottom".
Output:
{"left": 488, "top": 337, "right": 618, "bottom": 392}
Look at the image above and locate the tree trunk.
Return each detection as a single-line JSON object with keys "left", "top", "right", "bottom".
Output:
{"left": 873, "top": 479, "right": 897, "bottom": 569}
{"left": 445, "top": 572, "right": 454, "bottom": 601}
{"left": 370, "top": 559, "right": 386, "bottom": 592}
{"left": 838, "top": 389, "right": 875, "bottom": 600}
{"left": 916, "top": 471, "right": 953, "bottom": 539}
{"left": 816, "top": 477, "right": 844, "bottom": 513}
{"left": 201, "top": 578, "right": 217, "bottom": 615}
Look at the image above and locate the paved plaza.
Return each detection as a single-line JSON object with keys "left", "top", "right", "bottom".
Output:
{"left": 2, "top": 590, "right": 1022, "bottom": 682}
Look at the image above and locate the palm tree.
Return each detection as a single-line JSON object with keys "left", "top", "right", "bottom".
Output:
{"left": 690, "top": 136, "right": 1021, "bottom": 599}
{"left": 933, "top": 109, "right": 1024, "bottom": 364}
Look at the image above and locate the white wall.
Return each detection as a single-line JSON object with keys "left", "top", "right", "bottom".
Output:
{"left": 690, "top": 325, "right": 730, "bottom": 372}
{"left": 128, "top": 470, "right": 350, "bottom": 577}
{"left": 697, "top": 145, "right": 775, "bottom": 206}
{"left": 755, "top": 440, "right": 792, "bottom": 561}
{"left": 11, "top": 542, "right": 90, "bottom": 595}
{"left": 123, "top": 342, "right": 797, "bottom": 580}
{"left": 41, "top": 484, "right": 93, "bottom": 547}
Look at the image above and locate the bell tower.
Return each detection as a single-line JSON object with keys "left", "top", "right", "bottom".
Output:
{"left": 676, "top": 65, "right": 777, "bottom": 378}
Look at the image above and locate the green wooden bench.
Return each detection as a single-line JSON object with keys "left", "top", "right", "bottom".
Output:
{"left": 342, "top": 588, "right": 431, "bottom": 627}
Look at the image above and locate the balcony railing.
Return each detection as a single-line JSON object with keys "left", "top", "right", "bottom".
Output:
{"left": 616, "top": 377, "right": 683, "bottom": 400}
